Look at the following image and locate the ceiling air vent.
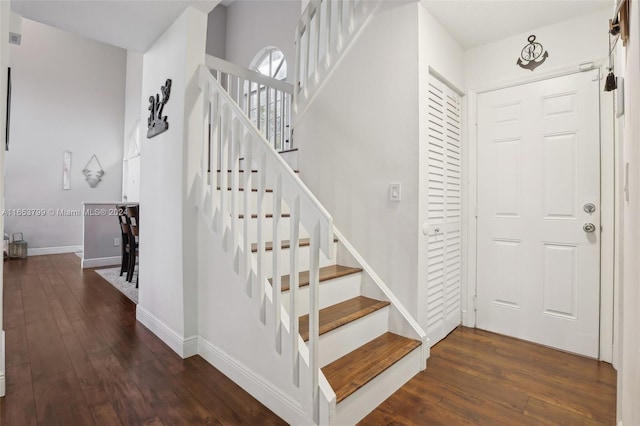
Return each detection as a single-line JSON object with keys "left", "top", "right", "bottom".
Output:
{"left": 9, "top": 32, "right": 21, "bottom": 45}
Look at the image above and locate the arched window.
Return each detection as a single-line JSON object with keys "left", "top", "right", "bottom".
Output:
{"left": 252, "top": 47, "right": 287, "bottom": 81}
{"left": 246, "top": 47, "right": 290, "bottom": 151}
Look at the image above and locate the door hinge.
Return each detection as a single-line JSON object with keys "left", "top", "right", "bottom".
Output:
{"left": 473, "top": 295, "right": 478, "bottom": 311}
{"left": 475, "top": 204, "right": 478, "bottom": 218}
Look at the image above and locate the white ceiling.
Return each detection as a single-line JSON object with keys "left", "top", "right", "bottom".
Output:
{"left": 11, "top": 0, "right": 613, "bottom": 53}
{"left": 421, "top": 0, "right": 613, "bottom": 49}
{"left": 11, "top": 0, "right": 220, "bottom": 52}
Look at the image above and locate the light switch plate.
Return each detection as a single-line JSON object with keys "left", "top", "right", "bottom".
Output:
{"left": 389, "top": 183, "right": 401, "bottom": 201}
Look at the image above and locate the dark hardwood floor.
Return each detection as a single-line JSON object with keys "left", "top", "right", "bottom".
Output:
{"left": 0, "top": 254, "right": 617, "bottom": 425}
{"left": 362, "top": 327, "right": 617, "bottom": 425}
{"left": 0, "top": 254, "right": 285, "bottom": 426}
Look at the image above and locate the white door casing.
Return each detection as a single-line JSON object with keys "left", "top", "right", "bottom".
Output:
{"left": 425, "top": 75, "right": 462, "bottom": 347}
{"left": 476, "top": 69, "right": 601, "bottom": 358}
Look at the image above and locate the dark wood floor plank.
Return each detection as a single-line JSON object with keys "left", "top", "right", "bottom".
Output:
{"left": 5, "top": 323, "right": 30, "bottom": 369}
{"left": 32, "top": 370, "right": 95, "bottom": 426}
{"left": 361, "top": 327, "right": 617, "bottom": 425}
{"left": 25, "top": 318, "right": 74, "bottom": 382}
{"left": 89, "top": 402, "right": 124, "bottom": 426}
{"left": 87, "top": 350, "right": 158, "bottom": 426}
{"left": 3, "top": 255, "right": 617, "bottom": 425}
{"left": 60, "top": 331, "right": 111, "bottom": 408}
{"left": 3, "top": 254, "right": 285, "bottom": 425}
{"left": 0, "top": 363, "right": 38, "bottom": 426}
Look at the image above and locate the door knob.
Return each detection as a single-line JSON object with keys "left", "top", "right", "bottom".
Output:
{"left": 583, "top": 223, "right": 596, "bottom": 233}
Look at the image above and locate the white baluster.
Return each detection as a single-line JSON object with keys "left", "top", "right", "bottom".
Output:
{"left": 266, "top": 86, "right": 272, "bottom": 144}
{"left": 272, "top": 174, "right": 283, "bottom": 354}
{"left": 219, "top": 104, "right": 230, "bottom": 242}
{"left": 324, "top": 0, "right": 333, "bottom": 68}
{"left": 243, "top": 134, "right": 253, "bottom": 296}
{"left": 289, "top": 195, "right": 300, "bottom": 387}
{"left": 348, "top": 0, "right": 356, "bottom": 33}
{"left": 304, "top": 13, "right": 313, "bottom": 91}
{"left": 309, "top": 222, "right": 321, "bottom": 424}
{"left": 314, "top": 0, "right": 322, "bottom": 83}
{"left": 336, "top": 0, "right": 345, "bottom": 52}
{"left": 257, "top": 83, "right": 262, "bottom": 131}
{"left": 256, "top": 150, "right": 267, "bottom": 324}
{"left": 229, "top": 116, "right": 240, "bottom": 258}
{"left": 210, "top": 92, "right": 221, "bottom": 231}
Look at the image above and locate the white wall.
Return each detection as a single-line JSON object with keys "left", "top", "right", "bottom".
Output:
{"left": 137, "top": 6, "right": 206, "bottom": 355}
{"left": 5, "top": 19, "right": 126, "bottom": 251}
{"left": 123, "top": 50, "right": 142, "bottom": 202}
{"left": 206, "top": 5, "right": 227, "bottom": 58}
{"left": 224, "top": 0, "right": 299, "bottom": 81}
{"left": 618, "top": 2, "right": 640, "bottom": 423}
{"left": 81, "top": 202, "right": 125, "bottom": 268}
{"left": 296, "top": 2, "right": 465, "bottom": 334}
{"left": 296, "top": 2, "right": 422, "bottom": 324}
{"left": 0, "top": 0, "right": 10, "bottom": 398}
{"left": 464, "top": 8, "right": 610, "bottom": 90}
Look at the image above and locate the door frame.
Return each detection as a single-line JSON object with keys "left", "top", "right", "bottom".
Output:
{"left": 462, "top": 59, "right": 616, "bottom": 362}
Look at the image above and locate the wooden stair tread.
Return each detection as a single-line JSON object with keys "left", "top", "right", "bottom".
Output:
{"left": 269, "top": 264, "right": 362, "bottom": 292}
{"left": 298, "top": 296, "right": 390, "bottom": 341}
{"left": 251, "top": 238, "right": 339, "bottom": 254}
{"left": 322, "top": 332, "right": 421, "bottom": 404}
{"left": 238, "top": 213, "right": 291, "bottom": 219}
{"left": 216, "top": 187, "right": 273, "bottom": 193}
{"left": 216, "top": 169, "right": 299, "bottom": 173}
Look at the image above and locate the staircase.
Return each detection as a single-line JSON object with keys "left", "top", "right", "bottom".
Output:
{"left": 195, "top": 1, "right": 426, "bottom": 424}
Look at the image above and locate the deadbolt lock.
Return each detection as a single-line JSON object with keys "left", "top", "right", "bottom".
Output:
{"left": 583, "top": 203, "right": 596, "bottom": 214}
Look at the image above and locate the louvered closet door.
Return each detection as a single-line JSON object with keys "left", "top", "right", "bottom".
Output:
{"left": 425, "top": 75, "right": 462, "bottom": 347}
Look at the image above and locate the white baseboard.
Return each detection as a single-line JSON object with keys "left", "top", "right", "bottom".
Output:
{"left": 28, "top": 245, "right": 83, "bottom": 257}
{"left": 81, "top": 256, "right": 121, "bottom": 269}
{"left": 135, "top": 305, "right": 198, "bottom": 358}
{"left": 197, "top": 336, "right": 311, "bottom": 426}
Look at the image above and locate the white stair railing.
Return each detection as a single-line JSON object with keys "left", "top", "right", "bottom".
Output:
{"left": 294, "top": 0, "right": 380, "bottom": 115}
{"left": 206, "top": 55, "right": 294, "bottom": 152}
{"left": 198, "top": 65, "right": 334, "bottom": 423}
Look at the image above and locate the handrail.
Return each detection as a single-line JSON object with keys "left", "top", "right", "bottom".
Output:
{"left": 206, "top": 55, "right": 294, "bottom": 152}
{"left": 198, "top": 65, "right": 333, "bottom": 423}
{"left": 206, "top": 55, "right": 294, "bottom": 94}
{"left": 293, "top": 0, "right": 381, "bottom": 118}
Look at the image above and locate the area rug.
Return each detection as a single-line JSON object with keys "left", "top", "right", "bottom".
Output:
{"left": 95, "top": 267, "right": 138, "bottom": 304}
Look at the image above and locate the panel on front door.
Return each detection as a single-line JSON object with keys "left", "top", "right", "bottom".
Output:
{"left": 476, "top": 70, "right": 600, "bottom": 358}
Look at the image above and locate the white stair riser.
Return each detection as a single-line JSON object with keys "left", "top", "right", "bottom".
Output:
{"left": 317, "top": 306, "right": 389, "bottom": 368}
{"left": 334, "top": 347, "right": 422, "bottom": 425}
{"left": 217, "top": 171, "right": 299, "bottom": 191}
{"left": 280, "top": 273, "right": 361, "bottom": 316}
{"left": 220, "top": 191, "right": 291, "bottom": 217}
{"left": 253, "top": 242, "right": 337, "bottom": 279}
{"left": 244, "top": 217, "right": 310, "bottom": 244}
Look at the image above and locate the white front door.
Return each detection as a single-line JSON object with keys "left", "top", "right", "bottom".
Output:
{"left": 476, "top": 70, "right": 601, "bottom": 358}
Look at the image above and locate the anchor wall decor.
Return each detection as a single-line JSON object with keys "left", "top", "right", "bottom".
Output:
{"left": 147, "top": 78, "right": 172, "bottom": 138}
{"left": 517, "top": 35, "right": 549, "bottom": 72}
